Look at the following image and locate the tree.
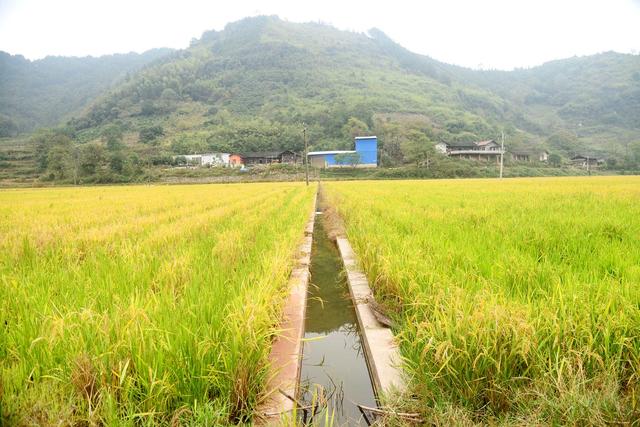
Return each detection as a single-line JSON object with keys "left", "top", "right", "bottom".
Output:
{"left": 32, "top": 129, "right": 74, "bottom": 173}
{"left": 46, "top": 140, "right": 74, "bottom": 180}
{"left": 548, "top": 153, "right": 562, "bottom": 167}
{"left": 0, "top": 115, "right": 18, "bottom": 137}
{"left": 445, "top": 119, "right": 467, "bottom": 134}
{"left": 171, "top": 134, "right": 208, "bottom": 155}
{"left": 342, "top": 117, "right": 369, "bottom": 140}
{"left": 546, "top": 131, "right": 580, "bottom": 157}
{"left": 402, "top": 131, "right": 436, "bottom": 167}
{"left": 140, "top": 100, "right": 158, "bottom": 116}
{"left": 102, "top": 124, "right": 124, "bottom": 151}
{"left": 80, "top": 144, "right": 106, "bottom": 176}
{"left": 381, "top": 139, "right": 404, "bottom": 166}
{"left": 160, "top": 88, "right": 179, "bottom": 101}
{"left": 451, "top": 131, "right": 479, "bottom": 143}
{"left": 126, "top": 153, "right": 143, "bottom": 176}
{"left": 33, "top": 130, "right": 53, "bottom": 172}
{"left": 374, "top": 120, "right": 405, "bottom": 166}
{"left": 109, "top": 151, "right": 126, "bottom": 174}
{"left": 629, "top": 141, "right": 640, "bottom": 164}
{"left": 159, "top": 88, "right": 179, "bottom": 113}
{"left": 334, "top": 152, "right": 361, "bottom": 167}
{"left": 139, "top": 125, "right": 164, "bottom": 144}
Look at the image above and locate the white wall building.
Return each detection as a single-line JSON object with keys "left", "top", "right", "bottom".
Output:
{"left": 435, "top": 142, "right": 448, "bottom": 154}
{"left": 177, "top": 153, "right": 231, "bottom": 166}
{"left": 201, "top": 153, "right": 230, "bottom": 166}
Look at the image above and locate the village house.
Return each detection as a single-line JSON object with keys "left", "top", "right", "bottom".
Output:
{"left": 570, "top": 155, "right": 605, "bottom": 168}
{"left": 229, "top": 154, "right": 243, "bottom": 167}
{"left": 510, "top": 149, "right": 550, "bottom": 162}
{"left": 240, "top": 150, "right": 299, "bottom": 166}
{"left": 176, "top": 153, "right": 231, "bottom": 166}
{"left": 436, "top": 140, "right": 503, "bottom": 163}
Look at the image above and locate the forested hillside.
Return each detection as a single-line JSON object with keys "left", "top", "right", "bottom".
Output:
{"left": 70, "top": 17, "right": 509, "bottom": 155}
{"left": 70, "top": 17, "right": 639, "bottom": 154}
{"left": 0, "top": 48, "right": 172, "bottom": 134}
{"left": 454, "top": 52, "right": 640, "bottom": 153}
{"left": 2, "top": 16, "right": 639, "bottom": 184}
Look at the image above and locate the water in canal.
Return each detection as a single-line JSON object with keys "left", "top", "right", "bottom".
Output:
{"left": 299, "top": 212, "right": 376, "bottom": 425}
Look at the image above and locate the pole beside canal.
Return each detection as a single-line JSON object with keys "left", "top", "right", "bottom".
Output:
{"left": 500, "top": 130, "right": 505, "bottom": 179}
{"left": 303, "top": 124, "right": 309, "bottom": 186}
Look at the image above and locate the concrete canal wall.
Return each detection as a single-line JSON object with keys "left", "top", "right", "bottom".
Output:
{"left": 258, "top": 194, "right": 316, "bottom": 424}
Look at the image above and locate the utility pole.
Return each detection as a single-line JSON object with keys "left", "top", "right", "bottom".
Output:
{"left": 73, "top": 146, "right": 79, "bottom": 186}
{"left": 587, "top": 155, "right": 591, "bottom": 176}
{"left": 303, "top": 123, "right": 309, "bottom": 186}
{"left": 499, "top": 130, "right": 505, "bottom": 179}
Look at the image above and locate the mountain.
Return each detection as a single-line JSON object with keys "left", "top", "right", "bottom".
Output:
{"left": 65, "top": 16, "right": 637, "bottom": 157}
{"left": 1, "top": 16, "right": 638, "bottom": 184}
{"left": 71, "top": 16, "right": 508, "bottom": 154}
{"left": 453, "top": 52, "right": 640, "bottom": 152}
{"left": 0, "top": 48, "right": 173, "bottom": 134}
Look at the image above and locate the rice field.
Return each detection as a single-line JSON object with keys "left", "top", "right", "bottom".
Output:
{"left": 324, "top": 177, "right": 640, "bottom": 425}
{"left": 0, "top": 182, "right": 315, "bottom": 425}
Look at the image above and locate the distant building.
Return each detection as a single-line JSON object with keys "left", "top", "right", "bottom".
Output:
{"left": 176, "top": 153, "right": 231, "bottom": 166}
{"left": 511, "top": 151, "right": 530, "bottom": 162}
{"left": 539, "top": 150, "right": 550, "bottom": 162}
{"left": 241, "top": 150, "right": 299, "bottom": 166}
{"left": 437, "top": 140, "right": 503, "bottom": 163}
{"left": 510, "top": 149, "right": 550, "bottom": 162}
{"left": 307, "top": 136, "right": 378, "bottom": 168}
{"left": 435, "top": 142, "right": 449, "bottom": 154}
{"left": 229, "top": 154, "right": 243, "bottom": 167}
{"left": 570, "top": 155, "right": 605, "bottom": 168}
{"left": 203, "top": 153, "right": 230, "bottom": 166}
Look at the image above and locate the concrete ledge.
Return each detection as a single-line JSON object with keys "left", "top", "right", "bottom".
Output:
{"left": 257, "top": 194, "right": 316, "bottom": 424}
{"left": 336, "top": 237, "right": 405, "bottom": 397}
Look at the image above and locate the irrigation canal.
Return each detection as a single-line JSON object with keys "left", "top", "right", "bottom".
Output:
{"left": 299, "top": 210, "right": 377, "bottom": 425}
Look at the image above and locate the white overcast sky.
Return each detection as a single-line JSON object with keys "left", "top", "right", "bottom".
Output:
{"left": 0, "top": 0, "right": 639, "bottom": 70}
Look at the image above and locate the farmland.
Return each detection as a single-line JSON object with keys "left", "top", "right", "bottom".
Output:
{"left": 324, "top": 177, "right": 640, "bottom": 424}
{"left": 0, "top": 182, "right": 315, "bottom": 425}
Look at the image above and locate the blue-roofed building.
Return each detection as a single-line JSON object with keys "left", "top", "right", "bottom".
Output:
{"left": 307, "top": 136, "right": 378, "bottom": 168}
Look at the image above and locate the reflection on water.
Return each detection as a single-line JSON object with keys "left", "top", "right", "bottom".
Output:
{"left": 300, "top": 215, "right": 376, "bottom": 425}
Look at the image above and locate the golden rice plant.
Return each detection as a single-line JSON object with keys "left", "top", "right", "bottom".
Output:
{"left": 324, "top": 176, "right": 640, "bottom": 425}
{"left": 0, "top": 182, "right": 316, "bottom": 425}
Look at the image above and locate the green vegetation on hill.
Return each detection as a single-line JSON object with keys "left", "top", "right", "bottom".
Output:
{"left": 0, "top": 48, "right": 172, "bottom": 134}
{"left": 0, "top": 16, "right": 638, "bottom": 184}
{"left": 70, "top": 17, "right": 507, "bottom": 154}
{"left": 453, "top": 52, "right": 640, "bottom": 155}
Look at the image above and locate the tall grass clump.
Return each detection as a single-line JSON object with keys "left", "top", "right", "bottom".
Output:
{"left": 0, "top": 182, "right": 316, "bottom": 425}
{"left": 324, "top": 176, "right": 640, "bottom": 425}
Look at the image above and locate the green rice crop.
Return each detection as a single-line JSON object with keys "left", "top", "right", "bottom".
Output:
{"left": 324, "top": 177, "right": 640, "bottom": 425}
{"left": 0, "top": 182, "right": 316, "bottom": 425}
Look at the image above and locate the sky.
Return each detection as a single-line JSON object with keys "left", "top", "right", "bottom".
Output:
{"left": 0, "top": 0, "right": 639, "bottom": 70}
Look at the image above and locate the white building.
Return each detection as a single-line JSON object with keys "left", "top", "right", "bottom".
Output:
{"left": 436, "top": 140, "right": 504, "bottom": 163}
{"left": 178, "top": 153, "right": 231, "bottom": 166}
{"left": 435, "top": 142, "right": 448, "bottom": 154}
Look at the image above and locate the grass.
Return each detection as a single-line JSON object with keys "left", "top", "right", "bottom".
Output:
{"left": 0, "top": 182, "right": 316, "bottom": 425}
{"left": 324, "top": 176, "right": 640, "bottom": 425}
